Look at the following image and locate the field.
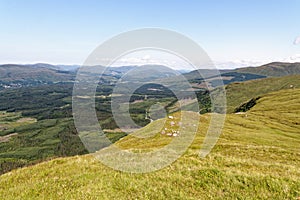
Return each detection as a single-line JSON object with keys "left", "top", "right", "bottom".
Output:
{"left": 0, "top": 88, "right": 299, "bottom": 199}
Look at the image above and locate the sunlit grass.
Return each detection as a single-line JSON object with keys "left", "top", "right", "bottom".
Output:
{"left": 225, "top": 75, "right": 300, "bottom": 112}
{"left": 0, "top": 89, "right": 299, "bottom": 199}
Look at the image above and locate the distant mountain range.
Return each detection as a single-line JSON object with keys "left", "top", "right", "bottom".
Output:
{"left": 0, "top": 64, "right": 75, "bottom": 89}
{"left": 1, "top": 62, "right": 300, "bottom": 89}
{"left": 189, "top": 62, "right": 300, "bottom": 78}
{"left": 236, "top": 62, "right": 300, "bottom": 76}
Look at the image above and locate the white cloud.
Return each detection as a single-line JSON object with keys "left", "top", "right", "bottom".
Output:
{"left": 282, "top": 54, "right": 300, "bottom": 62}
{"left": 213, "top": 59, "right": 271, "bottom": 69}
{"left": 111, "top": 56, "right": 194, "bottom": 70}
{"left": 213, "top": 54, "right": 300, "bottom": 69}
{"left": 294, "top": 36, "right": 300, "bottom": 45}
{"left": 142, "top": 55, "right": 151, "bottom": 61}
{"left": 109, "top": 50, "right": 196, "bottom": 71}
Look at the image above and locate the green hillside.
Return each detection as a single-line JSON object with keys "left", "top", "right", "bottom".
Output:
{"left": 224, "top": 74, "right": 300, "bottom": 113}
{"left": 0, "top": 88, "right": 299, "bottom": 199}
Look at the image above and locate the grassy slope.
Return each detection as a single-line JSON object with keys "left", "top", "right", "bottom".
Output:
{"left": 0, "top": 89, "right": 299, "bottom": 199}
{"left": 224, "top": 74, "right": 300, "bottom": 113}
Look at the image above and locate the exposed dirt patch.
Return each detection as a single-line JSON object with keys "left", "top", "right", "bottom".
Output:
{"left": 0, "top": 133, "right": 18, "bottom": 143}
{"left": 103, "top": 128, "right": 139, "bottom": 133}
{"left": 16, "top": 117, "right": 36, "bottom": 123}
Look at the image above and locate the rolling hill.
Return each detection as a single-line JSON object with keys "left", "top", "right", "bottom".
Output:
{"left": 223, "top": 74, "right": 300, "bottom": 113}
{"left": 1, "top": 62, "right": 299, "bottom": 90}
{"left": 0, "top": 64, "right": 75, "bottom": 89}
{"left": 0, "top": 88, "right": 299, "bottom": 199}
{"left": 236, "top": 62, "right": 300, "bottom": 77}
{"left": 184, "top": 62, "right": 300, "bottom": 88}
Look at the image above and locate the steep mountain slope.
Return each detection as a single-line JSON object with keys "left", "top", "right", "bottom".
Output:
{"left": 1, "top": 88, "right": 299, "bottom": 199}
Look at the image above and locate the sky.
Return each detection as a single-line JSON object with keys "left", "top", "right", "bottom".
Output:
{"left": 1, "top": 0, "right": 300, "bottom": 69}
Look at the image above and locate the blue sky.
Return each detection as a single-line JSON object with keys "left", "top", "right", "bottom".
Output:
{"left": 1, "top": 0, "right": 300, "bottom": 68}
